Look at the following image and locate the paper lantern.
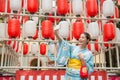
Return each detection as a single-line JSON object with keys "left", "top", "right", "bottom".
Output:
{"left": 10, "top": 0, "right": 22, "bottom": 12}
{"left": 24, "top": 20, "right": 36, "bottom": 37}
{"left": 42, "top": 0, "right": 52, "bottom": 13}
{"left": 33, "top": 29, "right": 38, "bottom": 40}
{"left": 8, "top": 18, "right": 20, "bottom": 38}
{"left": 103, "top": 0, "right": 114, "bottom": 17}
{"left": 48, "top": 43, "right": 57, "bottom": 54}
{"left": 57, "top": 0, "right": 68, "bottom": 15}
{"left": 58, "top": 20, "right": 69, "bottom": 38}
{"left": 115, "top": 28, "right": 120, "bottom": 42}
{"left": 50, "top": 30, "right": 55, "bottom": 40}
{"left": 0, "top": 0, "right": 11, "bottom": 12}
{"left": 23, "top": 43, "right": 28, "bottom": 55}
{"left": 41, "top": 20, "right": 53, "bottom": 39}
{"left": 27, "top": 0, "right": 39, "bottom": 13}
{"left": 72, "top": 20, "right": 84, "bottom": 40}
{"left": 103, "top": 22, "right": 115, "bottom": 41}
{"left": 0, "top": 23, "right": 6, "bottom": 39}
{"left": 40, "top": 43, "right": 46, "bottom": 55}
{"left": 87, "top": 21, "right": 99, "bottom": 40}
{"left": 103, "top": 37, "right": 112, "bottom": 48}
{"left": 72, "top": 0, "right": 83, "bottom": 16}
{"left": 31, "top": 43, "right": 39, "bottom": 54}
{"left": 31, "top": 15, "right": 39, "bottom": 24}
{"left": 86, "top": 0, "right": 98, "bottom": 17}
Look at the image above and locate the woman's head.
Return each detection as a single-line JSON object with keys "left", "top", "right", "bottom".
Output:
{"left": 79, "top": 32, "right": 91, "bottom": 45}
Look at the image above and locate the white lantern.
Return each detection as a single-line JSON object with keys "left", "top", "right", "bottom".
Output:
{"left": 116, "top": 28, "right": 120, "bottom": 42}
{"left": 103, "top": 0, "right": 114, "bottom": 17}
{"left": 0, "top": 23, "right": 6, "bottom": 39}
{"left": 10, "top": 0, "right": 22, "bottom": 11}
{"left": 48, "top": 43, "right": 57, "bottom": 54}
{"left": 58, "top": 20, "right": 69, "bottom": 38}
{"left": 32, "top": 15, "right": 39, "bottom": 25}
{"left": 31, "top": 43, "right": 39, "bottom": 54}
{"left": 87, "top": 21, "right": 99, "bottom": 39}
{"left": 24, "top": 20, "right": 36, "bottom": 37}
{"left": 42, "top": 0, "right": 52, "bottom": 13}
{"left": 72, "top": 0, "right": 83, "bottom": 15}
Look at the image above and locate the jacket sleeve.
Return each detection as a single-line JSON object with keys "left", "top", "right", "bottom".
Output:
{"left": 56, "top": 39, "right": 72, "bottom": 65}
{"left": 86, "top": 53, "right": 94, "bottom": 74}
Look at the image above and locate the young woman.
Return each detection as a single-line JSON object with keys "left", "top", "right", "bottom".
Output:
{"left": 54, "top": 25, "right": 94, "bottom": 80}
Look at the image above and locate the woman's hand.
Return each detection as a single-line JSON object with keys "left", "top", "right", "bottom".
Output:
{"left": 78, "top": 54, "right": 86, "bottom": 66}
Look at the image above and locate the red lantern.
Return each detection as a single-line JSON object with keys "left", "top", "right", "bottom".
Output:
{"left": 50, "top": 30, "right": 55, "bottom": 40}
{"left": 103, "top": 22, "right": 115, "bottom": 41}
{"left": 23, "top": 43, "right": 28, "bottom": 55}
{"left": 33, "top": 29, "right": 38, "bottom": 40}
{"left": 72, "top": 20, "right": 84, "bottom": 40}
{"left": 103, "top": 37, "right": 112, "bottom": 48}
{"left": 27, "top": 0, "right": 39, "bottom": 13}
{"left": 80, "top": 66, "right": 88, "bottom": 78}
{"left": 8, "top": 18, "right": 20, "bottom": 38}
{"left": 0, "top": 0, "right": 11, "bottom": 12}
{"left": 41, "top": 20, "right": 53, "bottom": 39}
{"left": 40, "top": 43, "right": 46, "bottom": 55}
{"left": 86, "top": 0, "right": 98, "bottom": 17}
{"left": 57, "top": 0, "right": 68, "bottom": 15}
